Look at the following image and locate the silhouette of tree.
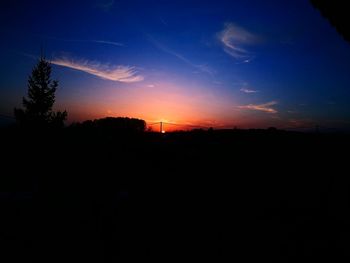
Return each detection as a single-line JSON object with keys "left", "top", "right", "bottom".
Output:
{"left": 14, "top": 56, "right": 67, "bottom": 128}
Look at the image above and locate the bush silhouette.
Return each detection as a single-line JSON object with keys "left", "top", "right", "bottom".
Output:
{"left": 14, "top": 56, "right": 67, "bottom": 128}
{"left": 72, "top": 117, "right": 146, "bottom": 134}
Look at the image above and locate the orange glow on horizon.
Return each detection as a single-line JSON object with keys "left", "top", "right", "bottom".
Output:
{"left": 59, "top": 80, "right": 282, "bottom": 130}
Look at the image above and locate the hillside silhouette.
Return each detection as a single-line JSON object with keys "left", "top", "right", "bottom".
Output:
{"left": 1, "top": 122, "right": 350, "bottom": 261}
{"left": 71, "top": 117, "right": 146, "bottom": 135}
{"left": 2, "top": 5, "right": 350, "bottom": 260}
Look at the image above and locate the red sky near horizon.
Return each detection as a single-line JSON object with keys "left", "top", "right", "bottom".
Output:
{"left": 58, "top": 79, "right": 283, "bottom": 131}
{"left": 2, "top": 0, "right": 350, "bottom": 131}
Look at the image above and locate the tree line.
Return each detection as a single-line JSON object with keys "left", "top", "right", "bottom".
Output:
{"left": 14, "top": 56, "right": 146, "bottom": 133}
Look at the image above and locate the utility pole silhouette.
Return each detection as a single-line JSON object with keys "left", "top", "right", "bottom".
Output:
{"left": 160, "top": 122, "right": 163, "bottom": 133}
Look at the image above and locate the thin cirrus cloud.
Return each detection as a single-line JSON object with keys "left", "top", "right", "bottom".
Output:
{"left": 218, "top": 23, "right": 258, "bottom": 61}
{"left": 147, "top": 35, "right": 215, "bottom": 76}
{"left": 238, "top": 101, "right": 278, "bottom": 114}
{"left": 95, "top": 0, "right": 115, "bottom": 11}
{"left": 91, "top": 40, "right": 124, "bottom": 47}
{"left": 240, "top": 87, "right": 258, "bottom": 93}
{"left": 45, "top": 36, "right": 124, "bottom": 47}
{"left": 52, "top": 57, "right": 144, "bottom": 83}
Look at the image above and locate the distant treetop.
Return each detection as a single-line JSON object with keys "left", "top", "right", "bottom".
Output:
{"left": 14, "top": 56, "right": 67, "bottom": 128}
{"left": 74, "top": 117, "right": 146, "bottom": 133}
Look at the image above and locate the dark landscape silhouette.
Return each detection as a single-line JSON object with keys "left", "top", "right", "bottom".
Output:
{"left": 2, "top": 112, "right": 350, "bottom": 261}
{"left": 1, "top": 0, "right": 350, "bottom": 262}
{"left": 1, "top": 57, "right": 350, "bottom": 260}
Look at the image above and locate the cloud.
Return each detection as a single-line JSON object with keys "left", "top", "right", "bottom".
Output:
{"left": 218, "top": 23, "right": 257, "bottom": 61}
{"left": 212, "top": 80, "right": 222, "bottom": 85}
{"left": 45, "top": 36, "right": 124, "bottom": 47}
{"left": 160, "top": 17, "right": 168, "bottom": 26}
{"left": 96, "top": 0, "right": 114, "bottom": 11}
{"left": 52, "top": 56, "right": 144, "bottom": 83}
{"left": 21, "top": 53, "right": 39, "bottom": 60}
{"left": 91, "top": 40, "right": 124, "bottom": 47}
{"left": 147, "top": 35, "right": 215, "bottom": 76}
{"left": 196, "top": 64, "right": 215, "bottom": 75}
{"left": 238, "top": 101, "right": 278, "bottom": 113}
{"left": 147, "top": 84, "right": 155, "bottom": 88}
{"left": 285, "top": 118, "right": 316, "bottom": 129}
{"left": 240, "top": 87, "right": 258, "bottom": 93}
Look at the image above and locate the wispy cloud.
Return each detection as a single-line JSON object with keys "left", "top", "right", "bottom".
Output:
{"left": 52, "top": 56, "right": 144, "bottom": 83}
{"left": 240, "top": 87, "right": 258, "bottom": 93}
{"left": 21, "top": 53, "right": 39, "bottom": 60}
{"left": 147, "top": 35, "right": 215, "bottom": 76}
{"left": 147, "top": 84, "right": 155, "bottom": 88}
{"left": 213, "top": 80, "right": 222, "bottom": 85}
{"left": 218, "top": 23, "right": 257, "bottom": 61}
{"left": 96, "top": 0, "right": 114, "bottom": 11}
{"left": 160, "top": 17, "right": 168, "bottom": 26}
{"left": 285, "top": 118, "right": 315, "bottom": 129}
{"left": 45, "top": 36, "right": 124, "bottom": 47}
{"left": 196, "top": 64, "right": 215, "bottom": 75}
{"left": 238, "top": 101, "right": 278, "bottom": 113}
{"left": 91, "top": 40, "right": 124, "bottom": 47}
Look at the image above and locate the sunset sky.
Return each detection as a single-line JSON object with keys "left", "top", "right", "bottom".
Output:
{"left": 1, "top": 0, "right": 350, "bottom": 130}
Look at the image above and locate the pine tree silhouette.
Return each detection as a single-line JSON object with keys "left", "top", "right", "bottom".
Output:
{"left": 14, "top": 56, "right": 67, "bottom": 128}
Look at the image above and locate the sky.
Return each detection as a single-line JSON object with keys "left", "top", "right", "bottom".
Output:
{"left": 1, "top": 0, "right": 350, "bottom": 130}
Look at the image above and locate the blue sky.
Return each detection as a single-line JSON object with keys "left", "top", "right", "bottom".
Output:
{"left": 1, "top": 0, "right": 350, "bottom": 129}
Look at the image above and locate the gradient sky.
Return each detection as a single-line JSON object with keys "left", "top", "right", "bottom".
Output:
{"left": 1, "top": 0, "right": 350, "bottom": 130}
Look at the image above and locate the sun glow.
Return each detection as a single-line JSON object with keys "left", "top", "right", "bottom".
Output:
{"left": 61, "top": 80, "right": 249, "bottom": 129}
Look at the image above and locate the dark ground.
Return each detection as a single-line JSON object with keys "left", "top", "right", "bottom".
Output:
{"left": 1, "top": 127, "right": 350, "bottom": 262}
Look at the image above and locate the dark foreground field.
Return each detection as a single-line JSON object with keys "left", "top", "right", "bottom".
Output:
{"left": 1, "top": 128, "right": 350, "bottom": 261}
